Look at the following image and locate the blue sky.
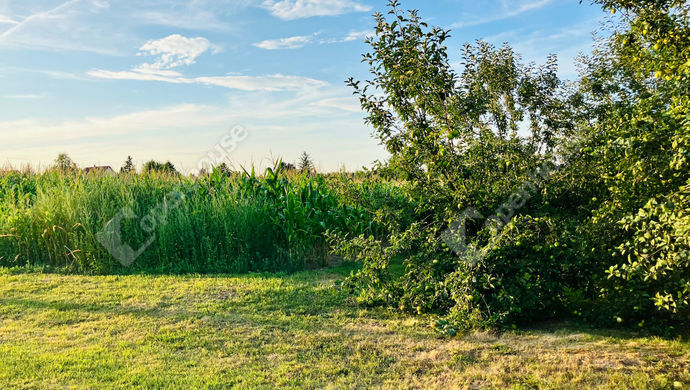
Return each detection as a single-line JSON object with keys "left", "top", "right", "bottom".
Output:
{"left": 0, "top": 0, "right": 605, "bottom": 172}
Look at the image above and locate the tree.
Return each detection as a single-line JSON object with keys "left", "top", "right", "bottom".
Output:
{"left": 297, "top": 152, "right": 314, "bottom": 174}
{"left": 574, "top": 0, "right": 690, "bottom": 320}
{"left": 163, "top": 161, "right": 177, "bottom": 174}
{"left": 279, "top": 161, "right": 296, "bottom": 172}
{"left": 120, "top": 156, "right": 134, "bottom": 173}
{"left": 339, "top": 0, "right": 576, "bottom": 328}
{"left": 54, "top": 153, "right": 76, "bottom": 172}
{"left": 347, "top": 1, "right": 572, "bottom": 223}
{"left": 217, "top": 162, "right": 231, "bottom": 176}
{"left": 143, "top": 160, "right": 162, "bottom": 173}
{"left": 143, "top": 160, "right": 177, "bottom": 174}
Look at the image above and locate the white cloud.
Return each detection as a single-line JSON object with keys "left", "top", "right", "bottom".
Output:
{"left": 323, "top": 29, "right": 374, "bottom": 43}
{"left": 0, "top": 104, "right": 216, "bottom": 147}
{"left": 0, "top": 0, "right": 251, "bottom": 55}
{"left": 137, "top": 34, "right": 218, "bottom": 70}
{"left": 91, "top": 0, "right": 110, "bottom": 9}
{"left": 196, "top": 74, "right": 327, "bottom": 91}
{"left": 79, "top": 34, "right": 216, "bottom": 84}
{"left": 90, "top": 32, "right": 327, "bottom": 91}
{"left": 3, "top": 93, "right": 47, "bottom": 99}
{"left": 87, "top": 69, "right": 189, "bottom": 83}
{"left": 312, "top": 97, "right": 361, "bottom": 112}
{"left": 88, "top": 69, "right": 328, "bottom": 91}
{"left": 254, "top": 30, "right": 373, "bottom": 50}
{"left": 254, "top": 34, "right": 315, "bottom": 50}
{"left": 341, "top": 30, "right": 372, "bottom": 42}
{"left": 0, "top": 67, "right": 88, "bottom": 81}
{"left": 0, "top": 104, "right": 237, "bottom": 170}
{"left": 261, "top": 0, "right": 371, "bottom": 20}
{"left": 0, "top": 14, "right": 19, "bottom": 25}
{"left": 0, "top": 0, "right": 124, "bottom": 55}
{"left": 0, "top": 93, "right": 384, "bottom": 172}
{"left": 0, "top": 0, "right": 79, "bottom": 40}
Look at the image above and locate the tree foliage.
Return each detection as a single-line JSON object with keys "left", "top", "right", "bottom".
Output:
{"left": 298, "top": 152, "right": 315, "bottom": 174}
{"left": 120, "top": 156, "right": 135, "bottom": 173}
{"left": 577, "top": 0, "right": 690, "bottom": 318}
{"left": 347, "top": 0, "right": 573, "bottom": 223}
{"left": 54, "top": 153, "right": 77, "bottom": 172}
{"left": 143, "top": 160, "right": 177, "bottom": 174}
{"left": 338, "top": 0, "right": 689, "bottom": 331}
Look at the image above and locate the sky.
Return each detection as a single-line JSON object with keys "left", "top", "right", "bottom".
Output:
{"left": 0, "top": 0, "right": 605, "bottom": 173}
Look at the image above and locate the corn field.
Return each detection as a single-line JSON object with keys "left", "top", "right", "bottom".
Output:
{"left": 0, "top": 167, "right": 374, "bottom": 274}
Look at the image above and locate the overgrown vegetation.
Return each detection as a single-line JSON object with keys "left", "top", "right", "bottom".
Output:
{"left": 333, "top": 0, "right": 689, "bottom": 333}
{"left": 1, "top": 0, "right": 688, "bottom": 337}
{"left": 0, "top": 166, "right": 373, "bottom": 274}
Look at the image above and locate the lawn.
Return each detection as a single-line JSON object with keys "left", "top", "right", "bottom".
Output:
{"left": 0, "top": 265, "right": 688, "bottom": 389}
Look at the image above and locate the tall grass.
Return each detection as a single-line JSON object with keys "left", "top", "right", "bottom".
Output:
{"left": 0, "top": 167, "right": 373, "bottom": 274}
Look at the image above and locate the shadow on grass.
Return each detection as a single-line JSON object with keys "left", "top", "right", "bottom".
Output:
{"left": 519, "top": 320, "right": 689, "bottom": 341}
{"left": 2, "top": 261, "right": 686, "bottom": 342}
{"left": 0, "top": 259, "right": 361, "bottom": 278}
{"left": 0, "top": 262, "right": 398, "bottom": 335}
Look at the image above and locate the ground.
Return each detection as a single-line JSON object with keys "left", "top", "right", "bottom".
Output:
{"left": 0, "top": 266, "right": 688, "bottom": 389}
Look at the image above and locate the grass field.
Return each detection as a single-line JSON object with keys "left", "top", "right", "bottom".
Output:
{"left": 0, "top": 265, "right": 688, "bottom": 389}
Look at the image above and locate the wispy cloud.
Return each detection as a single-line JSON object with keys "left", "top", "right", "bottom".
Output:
{"left": 261, "top": 0, "right": 371, "bottom": 20}
{"left": 253, "top": 34, "right": 316, "bottom": 50}
{"left": 3, "top": 93, "right": 47, "bottom": 99}
{"left": 89, "top": 69, "right": 328, "bottom": 91}
{"left": 452, "top": 0, "right": 553, "bottom": 28}
{"left": 0, "top": 104, "right": 234, "bottom": 168}
{"left": 0, "top": 104, "right": 215, "bottom": 147}
{"left": 89, "top": 32, "right": 328, "bottom": 91}
{"left": 0, "top": 67, "right": 88, "bottom": 81}
{"left": 0, "top": 94, "right": 381, "bottom": 171}
{"left": 0, "top": 0, "right": 79, "bottom": 40}
{"left": 321, "top": 29, "right": 373, "bottom": 43}
{"left": 341, "top": 30, "right": 372, "bottom": 42}
{"left": 0, "top": 1, "right": 236, "bottom": 54}
{"left": 87, "top": 69, "right": 187, "bottom": 83}
{"left": 477, "top": 17, "right": 601, "bottom": 79}
{"left": 0, "top": 14, "right": 19, "bottom": 25}
{"left": 254, "top": 30, "right": 372, "bottom": 50}
{"left": 195, "top": 74, "right": 327, "bottom": 91}
{"left": 312, "top": 97, "right": 361, "bottom": 112}
{"left": 129, "top": 0, "right": 254, "bottom": 30}
{"left": 0, "top": 0, "right": 124, "bottom": 55}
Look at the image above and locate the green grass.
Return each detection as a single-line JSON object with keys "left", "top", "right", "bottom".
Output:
{"left": 0, "top": 265, "right": 688, "bottom": 389}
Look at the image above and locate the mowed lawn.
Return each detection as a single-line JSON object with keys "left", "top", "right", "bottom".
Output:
{"left": 0, "top": 266, "right": 688, "bottom": 389}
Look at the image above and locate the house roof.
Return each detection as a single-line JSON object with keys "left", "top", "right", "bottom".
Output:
{"left": 84, "top": 165, "right": 114, "bottom": 173}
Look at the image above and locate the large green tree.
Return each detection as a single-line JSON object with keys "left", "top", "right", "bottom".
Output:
{"left": 347, "top": 1, "right": 572, "bottom": 222}
{"left": 340, "top": 0, "right": 689, "bottom": 330}
{"left": 341, "top": 0, "right": 581, "bottom": 328}
{"left": 576, "top": 0, "right": 689, "bottom": 321}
